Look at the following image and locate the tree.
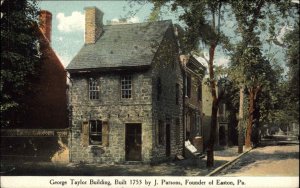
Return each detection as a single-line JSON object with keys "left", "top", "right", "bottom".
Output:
{"left": 229, "top": 0, "right": 296, "bottom": 148}
{"left": 148, "top": 0, "right": 229, "bottom": 167}
{"left": 1, "top": 0, "right": 41, "bottom": 127}
{"left": 231, "top": 46, "right": 280, "bottom": 147}
{"left": 283, "top": 23, "right": 299, "bottom": 123}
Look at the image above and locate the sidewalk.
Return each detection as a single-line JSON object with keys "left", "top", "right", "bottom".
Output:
{"left": 1, "top": 146, "right": 248, "bottom": 176}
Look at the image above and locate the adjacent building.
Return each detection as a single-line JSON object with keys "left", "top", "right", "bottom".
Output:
{"left": 179, "top": 55, "right": 206, "bottom": 153}
{"left": 26, "top": 10, "right": 68, "bottom": 129}
{"left": 0, "top": 10, "right": 68, "bottom": 162}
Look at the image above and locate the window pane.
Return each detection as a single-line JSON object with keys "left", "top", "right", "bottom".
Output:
{"left": 90, "top": 120, "right": 96, "bottom": 133}
{"left": 121, "top": 75, "right": 132, "bottom": 99}
{"left": 89, "top": 78, "right": 100, "bottom": 100}
{"left": 89, "top": 120, "right": 102, "bottom": 145}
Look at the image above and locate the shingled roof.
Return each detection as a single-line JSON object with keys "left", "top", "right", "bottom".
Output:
{"left": 66, "top": 20, "right": 172, "bottom": 71}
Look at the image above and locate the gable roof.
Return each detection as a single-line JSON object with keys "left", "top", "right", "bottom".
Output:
{"left": 36, "top": 26, "right": 65, "bottom": 71}
{"left": 66, "top": 20, "right": 172, "bottom": 72}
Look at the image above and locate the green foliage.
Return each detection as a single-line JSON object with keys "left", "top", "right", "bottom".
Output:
{"left": 227, "top": 0, "right": 297, "bottom": 128}
{"left": 1, "top": 0, "right": 41, "bottom": 126}
{"left": 282, "top": 23, "right": 299, "bottom": 123}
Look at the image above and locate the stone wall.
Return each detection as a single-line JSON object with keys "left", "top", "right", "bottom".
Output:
{"left": 69, "top": 71, "right": 153, "bottom": 163}
{"left": 151, "top": 26, "right": 184, "bottom": 162}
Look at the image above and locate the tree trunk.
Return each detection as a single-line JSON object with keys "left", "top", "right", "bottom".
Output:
{"left": 207, "top": 100, "right": 218, "bottom": 167}
{"left": 252, "top": 87, "right": 261, "bottom": 146}
{"left": 245, "top": 88, "right": 254, "bottom": 148}
{"left": 206, "top": 42, "right": 218, "bottom": 167}
{"left": 238, "top": 85, "right": 244, "bottom": 153}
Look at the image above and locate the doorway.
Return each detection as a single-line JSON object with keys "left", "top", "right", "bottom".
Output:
{"left": 166, "top": 124, "right": 171, "bottom": 157}
{"left": 125, "top": 123, "right": 142, "bottom": 161}
{"left": 219, "top": 125, "right": 227, "bottom": 146}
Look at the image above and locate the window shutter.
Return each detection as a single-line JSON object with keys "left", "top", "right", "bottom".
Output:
{"left": 102, "top": 121, "right": 109, "bottom": 146}
{"left": 81, "top": 121, "right": 89, "bottom": 147}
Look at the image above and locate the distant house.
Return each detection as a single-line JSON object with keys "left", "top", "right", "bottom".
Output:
{"left": 67, "top": 7, "right": 184, "bottom": 163}
{"left": 202, "top": 80, "right": 231, "bottom": 148}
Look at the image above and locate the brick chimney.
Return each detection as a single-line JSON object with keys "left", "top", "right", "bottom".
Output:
{"left": 39, "top": 10, "right": 52, "bottom": 43}
{"left": 85, "top": 7, "right": 104, "bottom": 44}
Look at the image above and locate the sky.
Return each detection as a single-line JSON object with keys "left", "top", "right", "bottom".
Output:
{"left": 38, "top": 0, "right": 232, "bottom": 68}
{"left": 38, "top": 1, "right": 295, "bottom": 71}
{"left": 38, "top": 1, "right": 152, "bottom": 67}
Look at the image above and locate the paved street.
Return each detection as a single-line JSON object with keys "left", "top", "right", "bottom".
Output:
{"left": 218, "top": 144, "right": 299, "bottom": 176}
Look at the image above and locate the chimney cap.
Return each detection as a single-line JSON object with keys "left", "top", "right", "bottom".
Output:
{"left": 84, "top": 6, "right": 97, "bottom": 9}
{"left": 84, "top": 6, "right": 103, "bottom": 12}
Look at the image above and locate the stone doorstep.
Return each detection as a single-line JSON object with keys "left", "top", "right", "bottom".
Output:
{"left": 204, "top": 148, "right": 253, "bottom": 176}
{"left": 123, "top": 161, "right": 143, "bottom": 165}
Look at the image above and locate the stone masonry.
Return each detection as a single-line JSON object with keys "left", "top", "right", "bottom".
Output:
{"left": 69, "top": 71, "right": 154, "bottom": 163}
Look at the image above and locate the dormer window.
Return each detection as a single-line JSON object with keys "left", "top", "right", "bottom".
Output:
{"left": 89, "top": 78, "right": 99, "bottom": 100}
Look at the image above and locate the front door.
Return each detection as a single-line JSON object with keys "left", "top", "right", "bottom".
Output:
{"left": 166, "top": 124, "right": 171, "bottom": 157}
{"left": 125, "top": 123, "right": 142, "bottom": 161}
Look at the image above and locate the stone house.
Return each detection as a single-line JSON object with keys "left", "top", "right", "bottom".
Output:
{"left": 66, "top": 7, "right": 183, "bottom": 163}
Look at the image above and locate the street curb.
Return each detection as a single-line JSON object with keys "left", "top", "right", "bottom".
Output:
{"left": 206, "top": 148, "right": 253, "bottom": 176}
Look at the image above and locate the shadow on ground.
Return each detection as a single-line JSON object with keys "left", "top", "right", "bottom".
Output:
{"left": 0, "top": 157, "right": 230, "bottom": 176}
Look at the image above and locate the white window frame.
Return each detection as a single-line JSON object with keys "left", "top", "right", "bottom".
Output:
{"left": 89, "top": 78, "right": 99, "bottom": 100}
{"left": 121, "top": 75, "right": 132, "bottom": 99}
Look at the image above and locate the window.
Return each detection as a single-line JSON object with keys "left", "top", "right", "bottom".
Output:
{"left": 158, "top": 120, "right": 164, "bottom": 145}
{"left": 157, "top": 77, "right": 162, "bottom": 101}
{"left": 219, "top": 103, "right": 226, "bottom": 121}
{"left": 89, "top": 78, "right": 99, "bottom": 100}
{"left": 121, "top": 75, "right": 132, "bottom": 98}
{"left": 176, "top": 83, "right": 180, "bottom": 105}
{"left": 175, "top": 118, "right": 180, "bottom": 144}
{"left": 81, "top": 120, "right": 109, "bottom": 146}
{"left": 89, "top": 120, "right": 102, "bottom": 145}
{"left": 185, "top": 75, "right": 191, "bottom": 98}
{"left": 198, "top": 81, "right": 202, "bottom": 101}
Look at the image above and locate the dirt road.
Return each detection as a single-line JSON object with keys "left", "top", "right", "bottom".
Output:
{"left": 218, "top": 144, "right": 299, "bottom": 176}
